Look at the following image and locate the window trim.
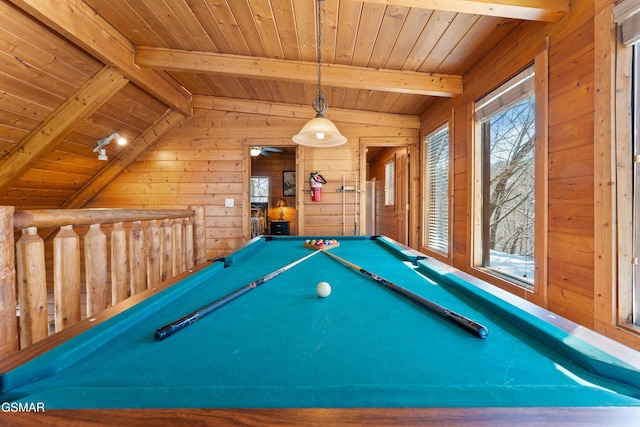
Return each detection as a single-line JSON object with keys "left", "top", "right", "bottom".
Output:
{"left": 470, "top": 51, "right": 548, "bottom": 304}
{"left": 591, "top": 3, "right": 640, "bottom": 347}
{"left": 615, "top": 37, "right": 638, "bottom": 333}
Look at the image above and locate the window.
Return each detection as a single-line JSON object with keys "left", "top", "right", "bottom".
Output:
{"left": 423, "top": 124, "right": 450, "bottom": 255}
{"left": 475, "top": 66, "right": 536, "bottom": 287}
{"left": 384, "top": 160, "right": 395, "bottom": 206}
{"left": 250, "top": 176, "right": 269, "bottom": 203}
{"left": 613, "top": 0, "right": 640, "bottom": 331}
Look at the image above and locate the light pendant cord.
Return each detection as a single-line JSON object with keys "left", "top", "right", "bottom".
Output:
{"left": 312, "top": 0, "right": 328, "bottom": 116}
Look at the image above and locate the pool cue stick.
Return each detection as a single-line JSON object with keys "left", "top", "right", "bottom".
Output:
{"left": 155, "top": 249, "right": 322, "bottom": 340}
{"left": 321, "top": 250, "right": 489, "bottom": 339}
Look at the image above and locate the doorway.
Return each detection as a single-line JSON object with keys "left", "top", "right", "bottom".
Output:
{"left": 365, "top": 145, "right": 410, "bottom": 245}
{"left": 248, "top": 146, "right": 297, "bottom": 236}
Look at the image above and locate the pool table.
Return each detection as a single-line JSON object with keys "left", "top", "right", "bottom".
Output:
{"left": 2, "top": 235, "right": 640, "bottom": 426}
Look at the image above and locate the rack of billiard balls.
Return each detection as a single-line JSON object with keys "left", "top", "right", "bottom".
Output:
{"left": 303, "top": 239, "right": 340, "bottom": 250}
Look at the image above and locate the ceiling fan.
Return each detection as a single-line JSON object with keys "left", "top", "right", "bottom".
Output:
{"left": 250, "top": 147, "right": 283, "bottom": 157}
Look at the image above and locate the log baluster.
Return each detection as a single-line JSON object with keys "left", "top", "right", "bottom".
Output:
{"left": 129, "top": 221, "right": 146, "bottom": 295}
{"left": 15, "top": 227, "right": 47, "bottom": 347}
{"left": 160, "top": 219, "right": 172, "bottom": 281}
{"left": 146, "top": 220, "right": 161, "bottom": 287}
{"left": 111, "top": 222, "right": 128, "bottom": 304}
{"left": 172, "top": 219, "right": 184, "bottom": 276}
{"left": 53, "top": 225, "right": 81, "bottom": 332}
{"left": 84, "top": 223, "right": 108, "bottom": 317}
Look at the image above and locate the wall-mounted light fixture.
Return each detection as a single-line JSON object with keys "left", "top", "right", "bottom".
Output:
{"left": 93, "top": 132, "right": 127, "bottom": 161}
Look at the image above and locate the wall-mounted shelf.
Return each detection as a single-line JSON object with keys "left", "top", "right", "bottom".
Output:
{"left": 337, "top": 186, "right": 358, "bottom": 193}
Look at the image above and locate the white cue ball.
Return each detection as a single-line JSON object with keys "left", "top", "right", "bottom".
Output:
{"left": 316, "top": 281, "right": 332, "bottom": 298}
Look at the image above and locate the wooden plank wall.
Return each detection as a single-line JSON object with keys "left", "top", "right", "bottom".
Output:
{"left": 301, "top": 144, "right": 360, "bottom": 237}
{"left": 420, "top": 1, "right": 597, "bottom": 328}
{"left": 89, "top": 97, "right": 419, "bottom": 259}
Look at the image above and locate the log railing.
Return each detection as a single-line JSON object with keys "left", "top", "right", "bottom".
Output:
{"left": 0, "top": 206, "right": 206, "bottom": 357}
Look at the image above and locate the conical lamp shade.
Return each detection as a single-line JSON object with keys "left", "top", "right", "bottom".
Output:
{"left": 292, "top": 115, "right": 347, "bottom": 147}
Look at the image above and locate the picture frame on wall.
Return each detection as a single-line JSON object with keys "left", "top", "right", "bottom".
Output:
{"left": 283, "top": 170, "right": 295, "bottom": 196}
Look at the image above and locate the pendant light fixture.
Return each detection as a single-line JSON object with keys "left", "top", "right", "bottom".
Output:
{"left": 292, "top": 0, "right": 347, "bottom": 147}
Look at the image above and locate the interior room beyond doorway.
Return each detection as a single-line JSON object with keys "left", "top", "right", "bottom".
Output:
{"left": 250, "top": 146, "right": 297, "bottom": 237}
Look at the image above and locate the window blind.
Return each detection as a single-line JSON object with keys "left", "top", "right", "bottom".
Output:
{"left": 384, "top": 160, "right": 395, "bottom": 206}
{"left": 424, "top": 125, "right": 449, "bottom": 254}
{"left": 475, "top": 66, "right": 534, "bottom": 123}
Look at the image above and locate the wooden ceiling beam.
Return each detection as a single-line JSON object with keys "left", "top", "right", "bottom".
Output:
{"left": 197, "top": 96, "right": 421, "bottom": 129}
{"left": 0, "top": 67, "right": 128, "bottom": 196}
{"left": 136, "top": 47, "right": 462, "bottom": 98}
{"left": 62, "top": 109, "right": 185, "bottom": 209}
{"left": 354, "top": 0, "right": 568, "bottom": 22}
{"left": 7, "top": 0, "right": 193, "bottom": 116}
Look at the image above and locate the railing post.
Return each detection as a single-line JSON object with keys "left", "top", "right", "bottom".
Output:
{"left": 184, "top": 217, "right": 194, "bottom": 270}
{"left": 54, "top": 225, "right": 81, "bottom": 332}
{"left": 111, "top": 222, "right": 128, "bottom": 304}
{"left": 16, "top": 227, "right": 48, "bottom": 347}
{"left": 0, "top": 206, "right": 19, "bottom": 356}
{"left": 129, "top": 221, "right": 146, "bottom": 295}
{"left": 191, "top": 205, "right": 207, "bottom": 264}
{"left": 84, "top": 223, "right": 108, "bottom": 317}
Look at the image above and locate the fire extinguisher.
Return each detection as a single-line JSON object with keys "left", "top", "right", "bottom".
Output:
{"left": 309, "top": 172, "right": 327, "bottom": 202}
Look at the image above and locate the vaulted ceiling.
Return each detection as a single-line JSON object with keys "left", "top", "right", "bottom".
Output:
{"left": 0, "top": 0, "right": 568, "bottom": 209}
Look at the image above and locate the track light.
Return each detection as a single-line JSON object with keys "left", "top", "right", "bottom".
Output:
{"left": 93, "top": 132, "right": 127, "bottom": 161}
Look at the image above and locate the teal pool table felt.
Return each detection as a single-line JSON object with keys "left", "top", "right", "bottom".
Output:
{"left": 2, "top": 236, "right": 640, "bottom": 409}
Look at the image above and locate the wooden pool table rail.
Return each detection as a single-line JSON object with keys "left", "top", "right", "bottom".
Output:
{"left": 3, "top": 407, "right": 640, "bottom": 426}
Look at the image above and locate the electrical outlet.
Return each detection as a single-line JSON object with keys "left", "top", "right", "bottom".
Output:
{"left": 225, "top": 198, "right": 234, "bottom": 208}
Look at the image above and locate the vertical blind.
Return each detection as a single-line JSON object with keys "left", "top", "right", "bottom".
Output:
{"left": 424, "top": 125, "right": 449, "bottom": 254}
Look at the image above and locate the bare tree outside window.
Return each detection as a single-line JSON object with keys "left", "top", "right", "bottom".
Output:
{"left": 251, "top": 177, "right": 269, "bottom": 203}
{"left": 475, "top": 66, "right": 536, "bottom": 287}
{"left": 481, "top": 96, "right": 535, "bottom": 286}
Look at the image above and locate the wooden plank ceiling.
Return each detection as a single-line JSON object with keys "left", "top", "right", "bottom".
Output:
{"left": 0, "top": 0, "right": 568, "bottom": 209}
